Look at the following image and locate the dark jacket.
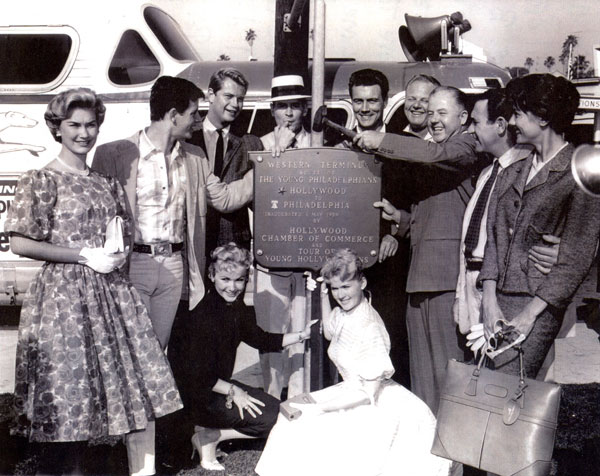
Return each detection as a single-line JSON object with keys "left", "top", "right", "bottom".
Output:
{"left": 168, "top": 287, "right": 283, "bottom": 409}
{"left": 188, "top": 129, "right": 262, "bottom": 249}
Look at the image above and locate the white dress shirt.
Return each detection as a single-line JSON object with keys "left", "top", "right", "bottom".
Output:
{"left": 453, "top": 144, "right": 532, "bottom": 332}
{"left": 203, "top": 117, "right": 231, "bottom": 173}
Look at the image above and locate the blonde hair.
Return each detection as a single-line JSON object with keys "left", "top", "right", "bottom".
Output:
{"left": 44, "top": 88, "right": 106, "bottom": 143}
{"left": 320, "top": 248, "right": 364, "bottom": 282}
{"left": 208, "top": 242, "right": 252, "bottom": 278}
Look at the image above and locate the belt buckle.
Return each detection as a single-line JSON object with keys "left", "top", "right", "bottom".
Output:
{"left": 151, "top": 242, "right": 172, "bottom": 257}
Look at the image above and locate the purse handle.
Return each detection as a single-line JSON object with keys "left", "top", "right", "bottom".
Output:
{"left": 465, "top": 337, "right": 527, "bottom": 403}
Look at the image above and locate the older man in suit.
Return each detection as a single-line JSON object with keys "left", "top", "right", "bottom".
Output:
{"left": 188, "top": 68, "right": 261, "bottom": 254}
{"left": 357, "top": 86, "right": 489, "bottom": 413}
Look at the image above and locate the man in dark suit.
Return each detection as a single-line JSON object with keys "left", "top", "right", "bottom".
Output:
{"left": 188, "top": 68, "right": 262, "bottom": 254}
{"left": 336, "top": 69, "right": 413, "bottom": 387}
{"left": 356, "top": 86, "right": 490, "bottom": 413}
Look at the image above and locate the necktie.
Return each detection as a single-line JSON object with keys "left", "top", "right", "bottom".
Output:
{"left": 214, "top": 129, "right": 224, "bottom": 178}
{"left": 206, "top": 130, "right": 224, "bottom": 257}
{"left": 464, "top": 160, "right": 500, "bottom": 257}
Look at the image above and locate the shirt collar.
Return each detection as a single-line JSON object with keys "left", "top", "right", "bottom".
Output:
{"left": 204, "top": 117, "right": 231, "bottom": 136}
{"left": 357, "top": 123, "right": 386, "bottom": 134}
{"left": 139, "top": 129, "right": 183, "bottom": 161}
{"left": 497, "top": 144, "right": 532, "bottom": 169}
{"left": 403, "top": 124, "right": 431, "bottom": 141}
{"left": 532, "top": 142, "right": 569, "bottom": 167}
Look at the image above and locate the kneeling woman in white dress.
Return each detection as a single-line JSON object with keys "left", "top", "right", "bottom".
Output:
{"left": 255, "top": 248, "right": 451, "bottom": 476}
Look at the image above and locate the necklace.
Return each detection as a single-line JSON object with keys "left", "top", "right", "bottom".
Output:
{"left": 55, "top": 156, "right": 89, "bottom": 176}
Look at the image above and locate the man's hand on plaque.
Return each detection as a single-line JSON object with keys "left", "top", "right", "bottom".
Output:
{"left": 353, "top": 130, "right": 385, "bottom": 152}
{"left": 373, "top": 198, "right": 401, "bottom": 223}
{"left": 378, "top": 234, "right": 399, "bottom": 262}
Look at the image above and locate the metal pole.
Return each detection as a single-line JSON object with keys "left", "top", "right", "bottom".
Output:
{"left": 302, "top": 0, "right": 326, "bottom": 393}
{"left": 310, "top": 0, "right": 325, "bottom": 148}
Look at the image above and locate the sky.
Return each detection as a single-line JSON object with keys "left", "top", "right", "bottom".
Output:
{"left": 156, "top": 0, "right": 599, "bottom": 73}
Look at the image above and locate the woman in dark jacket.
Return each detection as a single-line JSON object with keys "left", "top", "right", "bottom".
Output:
{"left": 167, "top": 243, "right": 315, "bottom": 471}
{"left": 480, "top": 74, "right": 600, "bottom": 377}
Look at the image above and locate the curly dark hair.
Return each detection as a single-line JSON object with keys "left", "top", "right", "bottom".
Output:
{"left": 506, "top": 74, "right": 580, "bottom": 135}
{"left": 348, "top": 69, "right": 390, "bottom": 101}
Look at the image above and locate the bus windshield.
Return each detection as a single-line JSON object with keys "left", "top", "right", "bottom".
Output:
{"left": 143, "top": 6, "right": 201, "bottom": 62}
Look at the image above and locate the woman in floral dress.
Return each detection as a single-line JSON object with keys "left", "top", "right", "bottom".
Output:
{"left": 5, "top": 88, "right": 182, "bottom": 475}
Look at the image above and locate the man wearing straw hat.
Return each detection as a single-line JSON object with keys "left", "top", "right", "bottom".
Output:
{"left": 254, "top": 75, "right": 311, "bottom": 399}
{"left": 261, "top": 74, "right": 311, "bottom": 154}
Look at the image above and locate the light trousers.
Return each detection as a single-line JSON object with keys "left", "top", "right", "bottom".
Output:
{"left": 128, "top": 252, "right": 184, "bottom": 349}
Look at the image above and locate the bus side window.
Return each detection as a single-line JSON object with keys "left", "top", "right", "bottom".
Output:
{"left": 108, "top": 30, "right": 161, "bottom": 86}
{"left": 386, "top": 102, "right": 409, "bottom": 135}
{"left": 0, "top": 33, "right": 72, "bottom": 85}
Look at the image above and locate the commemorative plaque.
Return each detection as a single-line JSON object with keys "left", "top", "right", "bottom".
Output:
{"left": 250, "top": 148, "right": 382, "bottom": 271}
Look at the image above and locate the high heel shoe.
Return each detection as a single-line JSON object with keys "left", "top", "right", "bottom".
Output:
{"left": 191, "top": 427, "right": 225, "bottom": 471}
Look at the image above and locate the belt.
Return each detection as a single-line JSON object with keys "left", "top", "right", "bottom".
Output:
{"left": 465, "top": 256, "right": 483, "bottom": 272}
{"left": 133, "top": 242, "right": 183, "bottom": 257}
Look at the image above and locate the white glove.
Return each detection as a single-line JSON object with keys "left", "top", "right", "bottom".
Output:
{"left": 466, "top": 323, "right": 488, "bottom": 356}
{"left": 79, "top": 247, "right": 126, "bottom": 274}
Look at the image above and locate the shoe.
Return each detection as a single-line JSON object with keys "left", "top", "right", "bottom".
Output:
{"left": 191, "top": 428, "right": 225, "bottom": 472}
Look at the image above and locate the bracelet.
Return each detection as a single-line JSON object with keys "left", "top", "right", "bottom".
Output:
{"left": 225, "top": 384, "right": 235, "bottom": 409}
{"left": 298, "top": 331, "right": 303, "bottom": 343}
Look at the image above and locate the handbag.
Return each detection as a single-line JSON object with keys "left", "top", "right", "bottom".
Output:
{"left": 431, "top": 348, "right": 561, "bottom": 476}
{"left": 103, "top": 216, "right": 124, "bottom": 254}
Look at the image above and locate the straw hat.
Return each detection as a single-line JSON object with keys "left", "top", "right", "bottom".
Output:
{"left": 269, "top": 75, "right": 310, "bottom": 102}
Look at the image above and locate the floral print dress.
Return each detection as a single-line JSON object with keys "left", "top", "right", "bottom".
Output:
{"left": 5, "top": 168, "right": 182, "bottom": 442}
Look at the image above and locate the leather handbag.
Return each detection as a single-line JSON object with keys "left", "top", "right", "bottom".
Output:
{"left": 431, "top": 349, "right": 561, "bottom": 476}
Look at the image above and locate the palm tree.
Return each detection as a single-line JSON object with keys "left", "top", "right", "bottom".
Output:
{"left": 572, "top": 55, "right": 591, "bottom": 79}
{"left": 524, "top": 57, "right": 534, "bottom": 71}
{"left": 559, "top": 35, "right": 578, "bottom": 74}
{"left": 217, "top": 54, "right": 231, "bottom": 61}
{"left": 543, "top": 56, "right": 555, "bottom": 71}
{"left": 245, "top": 28, "right": 257, "bottom": 61}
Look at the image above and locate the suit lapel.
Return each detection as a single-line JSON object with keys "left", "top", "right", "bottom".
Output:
{"left": 524, "top": 144, "right": 573, "bottom": 192}
{"left": 181, "top": 145, "right": 198, "bottom": 226}
{"left": 223, "top": 133, "right": 242, "bottom": 175}
{"left": 503, "top": 151, "right": 536, "bottom": 198}
{"left": 120, "top": 131, "right": 142, "bottom": 221}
